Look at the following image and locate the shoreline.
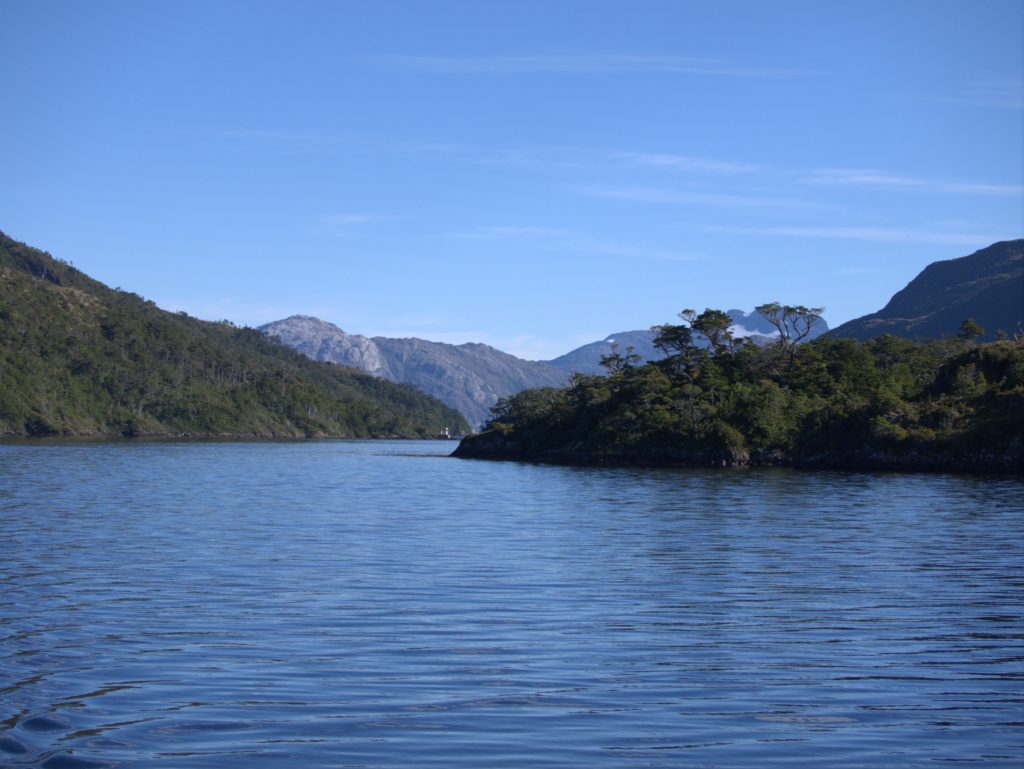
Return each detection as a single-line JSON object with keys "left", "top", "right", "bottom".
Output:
{"left": 0, "top": 433, "right": 462, "bottom": 444}
{"left": 451, "top": 437, "right": 1023, "bottom": 475}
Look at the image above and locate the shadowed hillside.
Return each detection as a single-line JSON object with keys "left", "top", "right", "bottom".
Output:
{"left": 830, "top": 240, "right": 1023, "bottom": 341}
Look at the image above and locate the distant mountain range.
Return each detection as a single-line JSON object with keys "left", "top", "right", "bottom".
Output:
{"left": 259, "top": 316, "right": 568, "bottom": 428}
{"left": 263, "top": 239, "right": 1024, "bottom": 428}
{"left": 260, "top": 309, "right": 829, "bottom": 427}
{"left": 829, "top": 239, "right": 1023, "bottom": 341}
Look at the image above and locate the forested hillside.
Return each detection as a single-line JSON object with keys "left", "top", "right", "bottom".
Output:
{"left": 0, "top": 231, "right": 469, "bottom": 437}
{"left": 455, "top": 306, "right": 1024, "bottom": 472}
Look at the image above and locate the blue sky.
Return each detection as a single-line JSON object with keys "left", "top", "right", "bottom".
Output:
{"left": 2, "top": 0, "right": 1021, "bottom": 359}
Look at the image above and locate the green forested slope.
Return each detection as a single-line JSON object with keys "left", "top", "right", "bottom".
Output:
{"left": 0, "top": 231, "right": 470, "bottom": 437}
{"left": 455, "top": 307, "right": 1024, "bottom": 472}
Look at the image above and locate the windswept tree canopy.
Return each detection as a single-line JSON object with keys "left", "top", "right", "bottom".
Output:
{"left": 754, "top": 303, "right": 826, "bottom": 345}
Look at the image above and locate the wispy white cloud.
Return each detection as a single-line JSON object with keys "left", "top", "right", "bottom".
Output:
{"left": 447, "top": 225, "right": 702, "bottom": 262}
{"left": 834, "top": 266, "right": 885, "bottom": 275}
{"left": 915, "top": 78, "right": 1024, "bottom": 110}
{"left": 320, "top": 212, "right": 393, "bottom": 226}
{"left": 395, "top": 142, "right": 760, "bottom": 176}
{"left": 192, "top": 127, "right": 350, "bottom": 154}
{"left": 801, "top": 168, "right": 1024, "bottom": 196}
{"left": 801, "top": 168, "right": 924, "bottom": 188}
{"left": 479, "top": 147, "right": 589, "bottom": 170}
{"left": 700, "top": 224, "right": 1008, "bottom": 246}
{"left": 448, "top": 226, "right": 578, "bottom": 241}
{"left": 574, "top": 183, "right": 827, "bottom": 210}
{"left": 939, "top": 181, "right": 1024, "bottom": 196}
{"left": 374, "top": 53, "right": 795, "bottom": 78}
{"left": 614, "top": 151, "right": 759, "bottom": 175}
{"left": 394, "top": 141, "right": 463, "bottom": 154}
{"left": 766, "top": 226, "right": 1003, "bottom": 246}
{"left": 396, "top": 141, "right": 1020, "bottom": 203}
{"left": 966, "top": 78, "right": 1024, "bottom": 109}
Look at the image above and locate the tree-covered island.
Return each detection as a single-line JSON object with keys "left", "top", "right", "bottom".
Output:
{"left": 453, "top": 306, "right": 1024, "bottom": 472}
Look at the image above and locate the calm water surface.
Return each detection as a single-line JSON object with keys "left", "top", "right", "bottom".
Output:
{"left": 0, "top": 440, "right": 1021, "bottom": 767}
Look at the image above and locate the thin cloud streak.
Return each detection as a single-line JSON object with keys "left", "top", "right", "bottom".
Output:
{"left": 834, "top": 267, "right": 885, "bottom": 275}
{"left": 574, "top": 184, "right": 827, "bottom": 210}
{"left": 447, "top": 225, "right": 702, "bottom": 262}
{"left": 801, "top": 168, "right": 1024, "bottom": 196}
{"left": 320, "top": 213, "right": 392, "bottom": 226}
{"left": 802, "top": 169, "right": 925, "bottom": 188}
{"left": 393, "top": 140, "right": 1019, "bottom": 200}
{"left": 701, "top": 224, "right": 1008, "bottom": 246}
{"left": 374, "top": 53, "right": 797, "bottom": 77}
{"left": 914, "top": 78, "right": 1024, "bottom": 110}
{"left": 941, "top": 182, "right": 1024, "bottom": 196}
{"left": 190, "top": 128, "right": 351, "bottom": 154}
{"left": 614, "top": 151, "right": 758, "bottom": 175}
{"left": 448, "top": 226, "right": 579, "bottom": 242}
{"left": 468, "top": 145, "right": 759, "bottom": 175}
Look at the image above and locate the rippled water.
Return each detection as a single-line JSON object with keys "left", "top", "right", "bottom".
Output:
{"left": 1, "top": 440, "right": 1022, "bottom": 767}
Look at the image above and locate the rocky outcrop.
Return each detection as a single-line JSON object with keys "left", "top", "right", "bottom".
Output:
{"left": 372, "top": 337, "right": 568, "bottom": 429}
{"left": 259, "top": 316, "right": 391, "bottom": 377}
{"left": 259, "top": 316, "right": 568, "bottom": 428}
{"left": 829, "top": 239, "right": 1024, "bottom": 341}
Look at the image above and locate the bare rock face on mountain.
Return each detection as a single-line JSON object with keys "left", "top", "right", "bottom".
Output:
{"left": 829, "top": 240, "right": 1024, "bottom": 342}
{"left": 258, "top": 316, "right": 391, "bottom": 377}
{"left": 372, "top": 338, "right": 569, "bottom": 429}
{"left": 259, "top": 316, "right": 568, "bottom": 428}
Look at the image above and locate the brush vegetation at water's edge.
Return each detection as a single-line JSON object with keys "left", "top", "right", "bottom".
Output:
{"left": 453, "top": 310, "right": 1024, "bottom": 473}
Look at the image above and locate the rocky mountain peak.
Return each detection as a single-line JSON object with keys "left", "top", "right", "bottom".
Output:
{"left": 259, "top": 316, "right": 392, "bottom": 378}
